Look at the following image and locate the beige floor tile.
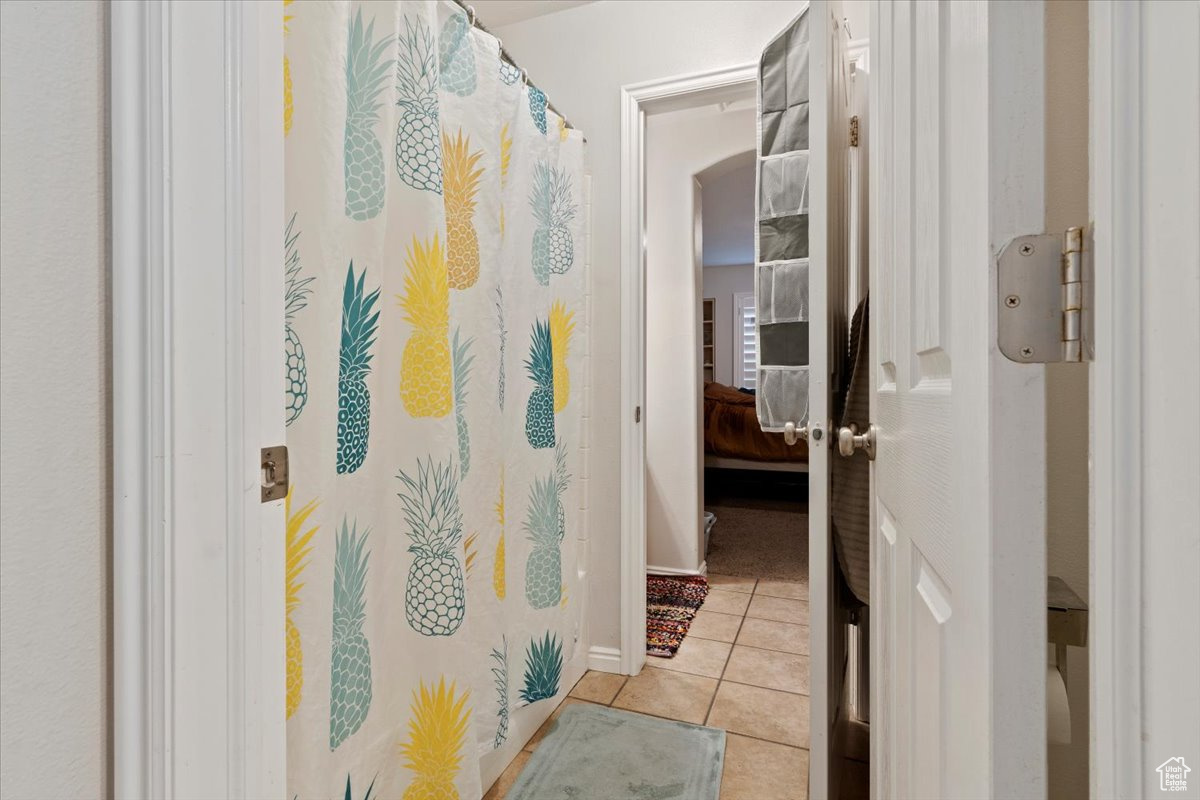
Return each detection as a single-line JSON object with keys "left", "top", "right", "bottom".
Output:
{"left": 724, "top": 645, "right": 810, "bottom": 695}
{"left": 523, "top": 697, "right": 593, "bottom": 752}
{"left": 482, "top": 750, "right": 531, "bottom": 800}
{"left": 755, "top": 579, "right": 808, "bottom": 601}
{"left": 647, "top": 635, "right": 732, "bottom": 679}
{"left": 720, "top": 734, "right": 810, "bottom": 800}
{"left": 703, "top": 588, "right": 753, "bottom": 616}
{"left": 708, "top": 573, "right": 758, "bottom": 594}
{"left": 736, "top": 617, "right": 810, "bottom": 655}
{"left": 747, "top": 594, "right": 809, "bottom": 625}
{"left": 612, "top": 666, "right": 719, "bottom": 724}
{"left": 707, "top": 681, "right": 810, "bottom": 748}
{"left": 688, "top": 610, "right": 744, "bottom": 643}
{"left": 568, "top": 670, "right": 627, "bottom": 705}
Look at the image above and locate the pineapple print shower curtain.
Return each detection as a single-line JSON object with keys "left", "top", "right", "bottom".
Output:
{"left": 283, "top": 2, "right": 587, "bottom": 796}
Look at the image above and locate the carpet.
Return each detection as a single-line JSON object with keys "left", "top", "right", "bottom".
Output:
{"left": 646, "top": 575, "right": 708, "bottom": 657}
{"left": 506, "top": 704, "right": 726, "bottom": 800}
{"left": 703, "top": 503, "right": 809, "bottom": 581}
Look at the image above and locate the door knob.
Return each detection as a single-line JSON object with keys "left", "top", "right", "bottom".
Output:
{"left": 837, "top": 423, "right": 877, "bottom": 461}
{"left": 783, "top": 421, "right": 809, "bottom": 446}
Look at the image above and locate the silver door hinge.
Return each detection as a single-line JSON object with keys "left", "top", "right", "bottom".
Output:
{"left": 261, "top": 446, "right": 289, "bottom": 502}
{"left": 997, "top": 226, "right": 1093, "bottom": 363}
{"left": 849, "top": 116, "right": 860, "bottom": 147}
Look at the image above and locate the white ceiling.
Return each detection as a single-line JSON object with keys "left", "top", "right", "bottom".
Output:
{"left": 471, "top": 1, "right": 595, "bottom": 29}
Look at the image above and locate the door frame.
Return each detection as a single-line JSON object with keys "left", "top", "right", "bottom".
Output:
{"left": 111, "top": 1, "right": 285, "bottom": 796}
{"left": 618, "top": 61, "right": 760, "bottom": 679}
{"left": 1090, "top": 2, "right": 1200, "bottom": 796}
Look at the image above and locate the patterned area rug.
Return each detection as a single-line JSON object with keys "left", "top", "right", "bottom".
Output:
{"left": 646, "top": 575, "right": 709, "bottom": 657}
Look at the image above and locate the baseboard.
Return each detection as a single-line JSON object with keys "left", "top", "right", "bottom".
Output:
{"left": 587, "top": 645, "right": 622, "bottom": 674}
{"left": 646, "top": 561, "right": 708, "bottom": 577}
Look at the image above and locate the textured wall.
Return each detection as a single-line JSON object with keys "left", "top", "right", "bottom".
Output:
{"left": 0, "top": 2, "right": 110, "bottom": 796}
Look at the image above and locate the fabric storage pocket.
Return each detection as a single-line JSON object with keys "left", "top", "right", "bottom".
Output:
{"left": 756, "top": 366, "right": 810, "bottom": 431}
{"left": 756, "top": 259, "right": 809, "bottom": 324}
{"left": 760, "top": 152, "right": 809, "bottom": 219}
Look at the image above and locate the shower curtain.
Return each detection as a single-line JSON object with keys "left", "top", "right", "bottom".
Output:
{"left": 283, "top": 1, "right": 587, "bottom": 796}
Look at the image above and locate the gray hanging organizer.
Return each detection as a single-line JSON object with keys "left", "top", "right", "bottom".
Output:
{"left": 755, "top": 7, "right": 811, "bottom": 433}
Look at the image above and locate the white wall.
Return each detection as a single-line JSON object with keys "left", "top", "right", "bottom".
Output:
{"left": 702, "top": 265, "right": 755, "bottom": 388}
{"left": 644, "top": 103, "right": 755, "bottom": 573}
{"left": 0, "top": 2, "right": 110, "bottom": 796}
{"left": 494, "top": 0, "right": 813, "bottom": 656}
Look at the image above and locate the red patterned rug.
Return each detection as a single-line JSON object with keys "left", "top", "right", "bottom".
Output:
{"left": 646, "top": 575, "right": 709, "bottom": 657}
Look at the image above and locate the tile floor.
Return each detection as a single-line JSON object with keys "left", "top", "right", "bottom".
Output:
{"left": 484, "top": 574, "right": 818, "bottom": 800}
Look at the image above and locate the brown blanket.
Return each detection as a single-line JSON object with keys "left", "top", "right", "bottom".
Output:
{"left": 703, "top": 382, "right": 809, "bottom": 462}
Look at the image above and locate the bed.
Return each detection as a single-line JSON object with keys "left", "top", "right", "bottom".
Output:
{"left": 703, "top": 381, "right": 808, "bottom": 472}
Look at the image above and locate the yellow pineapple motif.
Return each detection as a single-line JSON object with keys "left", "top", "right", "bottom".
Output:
{"left": 399, "top": 235, "right": 451, "bottom": 417}
{"left": 558, "top": 117, "right": 569, "bottom": 142}
{"left": 400, "top": 678, "right": 471, "bottom": 800}
{"left": 442, "top": 129, "right": 484, "bottom": 290}
{"left": 549, "top": 301, "right": 576, "bottom": 413}
{"left": 499, "top": 123, "right": 513, "bottom": 237}
{"left": 285, "top": 486, "right": 318, "bottom": 719}
{"left": 492, "top": 470, "right": 506, "bottom": 599}
{"left": 464, "top": 532, "right": 479, "bottom": 577}
{"left": 283, "top": 0, "right": 294, "bottom": 136}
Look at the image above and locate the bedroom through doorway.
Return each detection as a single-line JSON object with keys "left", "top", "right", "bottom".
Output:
{"left": 636, "top": 79, "right": 814, "bottom": 770}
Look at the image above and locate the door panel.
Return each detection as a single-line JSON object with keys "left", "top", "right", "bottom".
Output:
{"left": 870, "top": 1, "right": 1048, "bottom": 797}
{"left": 808, "top": 1, "right": 850, "bottom": 796}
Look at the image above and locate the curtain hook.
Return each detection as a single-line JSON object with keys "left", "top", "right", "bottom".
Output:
{"left": 520, "top": 68, "right": 528, "bottom": 86}
{"left": 465, "top": 5, "right": 476, "bottom": 27}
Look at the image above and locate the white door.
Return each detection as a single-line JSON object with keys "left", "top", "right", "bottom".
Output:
{"left": 868, "top": 2, "right": 1048, "bottom": 798}
{"left": 808, "top": 1, "right": 851, "bottom": 797}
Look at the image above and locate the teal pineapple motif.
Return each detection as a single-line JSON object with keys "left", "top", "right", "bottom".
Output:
{"left": 329, "top": 519, "right": 372, "bottom": 751}
{"left": 519, "top": 632, "right": 562, "bottom": 705}
{"left": 524, "top": 319, "right": 555, "bottom": 448}
{"left": 342, "top": 774, "right": 377, "bottom": 800}
{"left": 495, "top": 286, "right": 507, "bottom": 410}
{"left": 397, "top": 458, "right": 466, "bottom": 636}
{"left": 530, "top": 163, "right": 577, "bottom": 285}
{"left": 438, "top": 10, "right": 476, "bottom": 96}
{"left": 500, "top": 60, "right": 520, "bottom": 86}
{"left": 528, "top": 85, "right": 548, "bottom": 134}
{"left": 451, "top": 328, "right": 475, "bottom": 477}
{"left": 524, "top": 444, "right": 569, "bottom": 609}
{"left": 284, "top": 213, "right": 313, "bottom": 426}
{"left": 490, "top": 636, "right": 510, "bottom": 749}
{"left": 395, "top": 16, "right": 443, "bottom": 193}
{"left": 336, "top": 262, "right": 381, "bottom": 475}
{"left": 343, "top": 9, "right": 392, "bottom": 221}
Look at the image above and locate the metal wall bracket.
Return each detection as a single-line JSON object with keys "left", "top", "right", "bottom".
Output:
{"left": 998, "top": 227, "right": 1093, "bottom": 363}
{"left": 261, "top": 446, "right": 289, "bottom": 503}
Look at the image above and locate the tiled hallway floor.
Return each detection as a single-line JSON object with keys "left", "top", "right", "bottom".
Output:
{"left": 485, "top": 574, "right": 814, "bottom": 800}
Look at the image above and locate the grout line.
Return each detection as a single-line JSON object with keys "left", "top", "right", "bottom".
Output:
{"left": 719, "top": 676, "right": 811, "bottom": 698}
{"left": 703, "top": 608, "right": 748, "bottom": 726}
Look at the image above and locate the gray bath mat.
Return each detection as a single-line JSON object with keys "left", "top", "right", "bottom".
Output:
{"left": 506, "top": 703, "right": 725, "bottom": 799}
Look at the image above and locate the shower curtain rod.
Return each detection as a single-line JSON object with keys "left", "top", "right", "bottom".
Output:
{"left": 447, "top": 0, "right": 584, "bottom": 139}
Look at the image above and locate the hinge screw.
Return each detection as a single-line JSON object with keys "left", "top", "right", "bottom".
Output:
{"left": 1020, "top": 346, "right": 1034, "bottom": 358}
{"left": 1005, "top": 294, "right": 1021, "bottom": 308}
{"left": 1019, "top": 243, "right": 1035, "bottom": 256}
